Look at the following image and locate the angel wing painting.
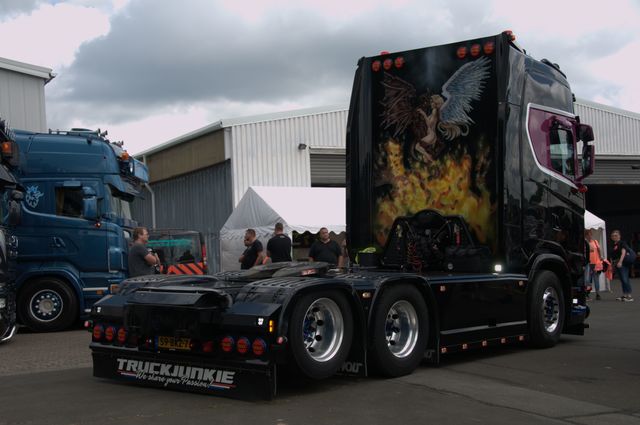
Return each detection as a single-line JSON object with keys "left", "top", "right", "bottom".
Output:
{"left": 381, "top": 56, "right": 491, "bottom": 163}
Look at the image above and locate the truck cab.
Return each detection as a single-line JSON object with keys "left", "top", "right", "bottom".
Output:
{"left": 11, "top": 128, "right": 149, "bottom": 331}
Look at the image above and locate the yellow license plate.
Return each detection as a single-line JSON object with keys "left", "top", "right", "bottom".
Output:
{"left": 158, "top": 336, "right": 191, "bottom": 350}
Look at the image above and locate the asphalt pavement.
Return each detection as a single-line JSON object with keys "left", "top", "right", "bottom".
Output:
{"left": 1, "top": 280, "right": 639, "bottom": 425}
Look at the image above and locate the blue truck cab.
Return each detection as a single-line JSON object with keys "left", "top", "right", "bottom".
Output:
{"left": 11, "top": 128, "right": 148, "bottom": 331}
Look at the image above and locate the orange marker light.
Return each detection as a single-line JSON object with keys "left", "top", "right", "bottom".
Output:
{"left": 484, "top": 41, "right": 495, "bottom": 55}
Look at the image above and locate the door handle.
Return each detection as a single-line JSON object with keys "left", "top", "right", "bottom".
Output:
{"left": 51, "top": 237, "right": 66, "bottom": 248}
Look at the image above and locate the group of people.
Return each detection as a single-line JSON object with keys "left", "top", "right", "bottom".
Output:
{"left": 239, "top": 223, "right": 345, "bottom": 269}
{"left": 585, "top": 229, "right": 634, "bottom": 302}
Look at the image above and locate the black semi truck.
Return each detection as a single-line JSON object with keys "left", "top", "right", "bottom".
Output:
{"left": 88, "top": 31, "right": 595, "bottom": 399}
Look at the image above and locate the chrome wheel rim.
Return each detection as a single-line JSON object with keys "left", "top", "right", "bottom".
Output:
{"left": 541, "top": 287, "right": 560, "bottom": 333}
{"left": 302, "top": 297, "right": 344, "bottom": 362}
{"left": 385, "top": 300, "right": 419, "bottom": 358}
{"left": 30, "top": 289, "right": 63, "bottom": 323}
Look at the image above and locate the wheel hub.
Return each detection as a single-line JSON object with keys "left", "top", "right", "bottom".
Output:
{"left": 385, "top": 300, "right": 419, "bottom": 358}
{"left": 30, "top": 290, "right": 63, "bottom": 322}
{"left": 302, "top": 298, "right": 344, "bottom": 362}
{"left": 541, "top": 287, "right": 560, "bottom": 333}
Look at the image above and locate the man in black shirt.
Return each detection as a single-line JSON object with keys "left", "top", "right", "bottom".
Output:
{"left": 128, "top": 227, "right": 160, "bottom": 277}
{"left": 309, "top": 227, "right": 344, "bottom": 267}
{"left": 239, "top": 228, "right": 264, "bottom": 270}
{"left": 267, "top": 222, "right": 292, "bottom": 263}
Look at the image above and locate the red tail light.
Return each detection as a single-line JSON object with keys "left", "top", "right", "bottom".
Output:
{"left": 221, "top": 336, "right": 234, "bottom": 353}
{"left": 117, "top": 327, "right": 127, "bottom": 345}
{"left": 456, "top": 46, "right": 467, "bottom": 59}
{"left": 237, "top": 337, "right": 250, "bottom": 355}
{"left": 470, "top": 44, "right": 481, "bottom": 57}
{"left": 105, "top": 326, "right": 116, "bottom": 343}
{"left": 202, "top": 341, "right": 214, "bottom": 353}
{"left": 252, "top": 338, "right": 267, "bottom": 356}
{"left": 92, "top": 324, "right": 104, "bottom": 341}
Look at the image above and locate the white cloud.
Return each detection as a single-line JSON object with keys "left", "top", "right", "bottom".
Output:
{"left": 0, "top": 3, "right": 111, "bottom": 69}
{"left": 589, "top": 40, "right": 640, "bottom": 113}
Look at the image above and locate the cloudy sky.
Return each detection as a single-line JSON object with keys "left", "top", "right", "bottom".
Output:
{"left": 1, "top": 0, "right": 639, "bottom": 154}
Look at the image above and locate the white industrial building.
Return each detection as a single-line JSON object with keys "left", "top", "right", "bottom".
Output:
{"left": 0, "top": 56, "right": 55, "bottom": 132}
{"left": 133, "top": 100, "right": 640, "bottom": 271}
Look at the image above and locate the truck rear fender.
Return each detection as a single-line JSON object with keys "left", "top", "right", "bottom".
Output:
{"left": 367, "top": 276, "right": 440, "bottom": 359}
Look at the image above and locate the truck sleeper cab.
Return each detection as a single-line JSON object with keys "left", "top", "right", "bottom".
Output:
{"left": 12, "top": 129, "right": 148, "bottom": 331}
{"left": 89, "top": 32, "right": 594, "bottom": 399}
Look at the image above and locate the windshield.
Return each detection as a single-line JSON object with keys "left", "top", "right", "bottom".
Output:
{"left": 106, "top": 187, "right": 132, "bottom": 220}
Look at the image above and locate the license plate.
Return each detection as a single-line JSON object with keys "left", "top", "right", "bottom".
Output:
{"left": 158, "top": 336, "right": 191, "bottom": 350}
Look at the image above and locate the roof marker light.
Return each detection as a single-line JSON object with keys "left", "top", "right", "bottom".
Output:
{"left": 484, "top": 41, "right": 495, "bottom": 55}
{"left": 456, "top": 46, "right": 467, "bottom": 59}
{"left": 470, "top": 44, "right": 481, "bottom": 57}
{"left": 372, "top": 60, "right": 381, "bottom": 72}
{"left": 383, "top": 58, "right": 393, "bottom": 71}
{"left": 394, "top": 56, "right": 405, "bottom": 69}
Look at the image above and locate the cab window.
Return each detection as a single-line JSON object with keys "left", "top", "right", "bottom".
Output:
{"left": 55, "top": 187, "right": 83, "bottom": 218}
{"left": 549, "top": 126, "right": 575, "bottom": 177}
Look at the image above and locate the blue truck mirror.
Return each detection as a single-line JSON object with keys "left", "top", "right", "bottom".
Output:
{"left": 82, "top": 197, "right": 98, "bottom": 220}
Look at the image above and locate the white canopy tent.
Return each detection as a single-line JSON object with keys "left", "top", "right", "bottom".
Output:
{"left": 585, "top": 210, "right": 609, "bottom": 291}
{"left": 219, "top": 186, "right": 346, "bottom": 271}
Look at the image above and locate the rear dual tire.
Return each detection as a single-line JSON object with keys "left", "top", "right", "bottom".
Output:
{"left": 370, "top": 285, "right": 429, "bottom": 377}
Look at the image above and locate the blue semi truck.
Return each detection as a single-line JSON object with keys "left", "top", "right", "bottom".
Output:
{"left": 9, "top": 128, "right": 148, "bottom": 331}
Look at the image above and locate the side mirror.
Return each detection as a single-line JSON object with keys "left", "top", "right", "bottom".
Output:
{"left": 82, "top": 186, "right": 98, "bottom": 220}
{"left": 6, "top": 199, "right": 21, "bottom": 225}
{"left": 83, "top": 197, "right": 98, "bottom": 220}
{"left": 580, "top": 144, "right": 595, "bottom": 180}
{"left": 578, "top": 124, "right": 594, "bottom": 143}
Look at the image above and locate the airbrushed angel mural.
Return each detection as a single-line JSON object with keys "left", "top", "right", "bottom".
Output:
{"left": 380, "top": 56, "right": 491, "bottom": 163}
{"left": 373, "top": 57, "right": 497, "bottom": 248}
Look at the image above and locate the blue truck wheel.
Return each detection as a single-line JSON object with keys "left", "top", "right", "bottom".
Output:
{"left": 18, "top": 277, "right": 78, "bottom": 332}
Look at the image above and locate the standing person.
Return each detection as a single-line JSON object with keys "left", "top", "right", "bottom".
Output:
{"left": 128, "top": 227, "right": 160, "bottom": 277}
{"left": 611, "top": 230, "right": 633, "bottom": 302}
{"left": 267, "top": 222, "right": 292, "bottom": 263}
{"left": 239, "top": 228, "right": 263, "bottom": 270}
{"left": 309, "top": 227, "right": 344, "bottom": 267}
{"left": 585, "top": 229, "right": 604, "bottom": 300}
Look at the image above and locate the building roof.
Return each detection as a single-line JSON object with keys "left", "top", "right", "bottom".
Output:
{"left": 135, "top": 104, "right": 347, "bottom": 157}
{"left": 0, "top": 56, "right": 55, "bottom": 83}
{"left": 136, "top": 98, "right": 640, "bottom": 158}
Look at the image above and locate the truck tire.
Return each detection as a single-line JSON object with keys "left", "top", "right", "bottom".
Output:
{"left": 288, "top": 291, "right": 353, "bottom": 380}
{"left": 528, "top": 271, "right": 565, "bottom": 348}
{"left": 370, "top": 284, "right": 429, "bottom": 377}
{"left": 18, "top": 277, "right": 78, "bottom": 332}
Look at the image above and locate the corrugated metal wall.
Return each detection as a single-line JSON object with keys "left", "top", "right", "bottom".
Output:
{"left": 575, "top": 100, "right": 640, "bottom": 156}
{"left": 130, "top": 161, "right": 233, "bottom": 272}
{"left": 0, "top": 68, "right": 47, "bottom": 132}
{"left": 229, "top": 109, "right": 348, "bottom": 205}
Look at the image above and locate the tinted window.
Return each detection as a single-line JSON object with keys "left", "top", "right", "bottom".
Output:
{"left": 55, "top": 187, "right": 83, "bottom": 218}
{"left": 549, "top": 127, "right": 575, "bottom": 177}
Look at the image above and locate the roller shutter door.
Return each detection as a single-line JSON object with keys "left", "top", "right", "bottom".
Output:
{"left": 310, "top": 153, "right": 346, "bottom": 186}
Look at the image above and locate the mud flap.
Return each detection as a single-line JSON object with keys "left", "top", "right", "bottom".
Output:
{"left": 92, "top": 348, "right": 276, "bottom": 400}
